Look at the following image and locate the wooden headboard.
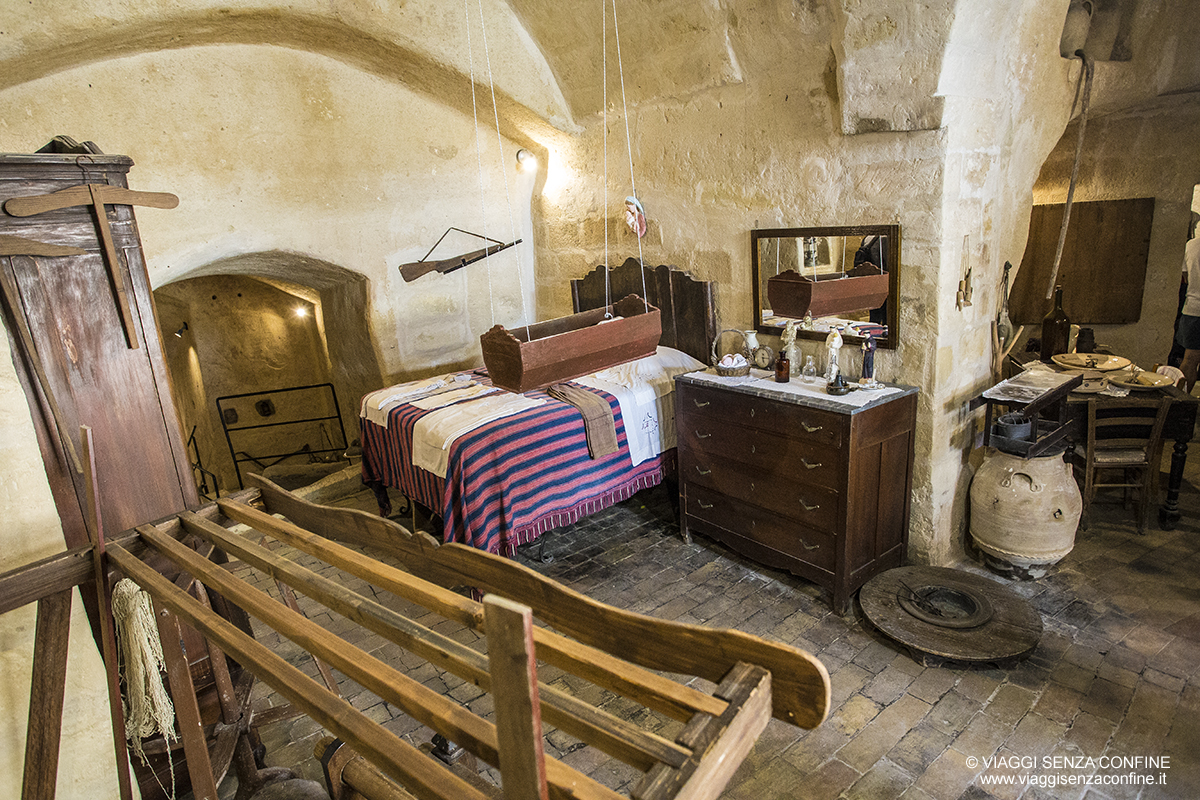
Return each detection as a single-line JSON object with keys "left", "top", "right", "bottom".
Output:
{"left": 570, "top": 257, "right": 717, "bottom": 366}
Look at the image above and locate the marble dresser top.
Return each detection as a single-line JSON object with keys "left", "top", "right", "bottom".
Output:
{"left": 676, "top": 368, "right": 918, "bottom": 415}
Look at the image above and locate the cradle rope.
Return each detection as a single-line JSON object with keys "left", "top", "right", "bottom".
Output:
{"left": 112, "top": 578, "right": 177, "bottom": 768}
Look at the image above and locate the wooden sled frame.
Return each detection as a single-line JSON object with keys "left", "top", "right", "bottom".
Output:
{"left": 103, "top": 473, "right": 829, "bottom": 800}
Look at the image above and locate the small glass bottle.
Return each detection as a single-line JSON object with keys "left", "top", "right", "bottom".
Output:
{"left": 801, "top": 355, "right": 818, "bottom": 384}
{"left": 1040, "top": 285, "right": 1071, "bottom": 362}
{"left": 774, "top": 350, "right": 790, "bottom": 382}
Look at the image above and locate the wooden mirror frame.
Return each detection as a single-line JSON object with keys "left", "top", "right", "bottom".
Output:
{"left": 751, "top": 224, "right": 901, "bottom": 350}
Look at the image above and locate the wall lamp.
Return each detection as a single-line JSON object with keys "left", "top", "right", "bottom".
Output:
{"left": 174, "top": 322, "right": 189, "bottom": 338}
{"left": 516, "top": 148, "right": 537, "bottom": 172}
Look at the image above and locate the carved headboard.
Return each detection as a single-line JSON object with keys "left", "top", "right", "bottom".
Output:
{"left": 570, "top": 257, "right": 717, "bottom": 366}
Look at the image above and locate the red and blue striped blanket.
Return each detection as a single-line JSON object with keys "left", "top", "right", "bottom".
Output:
{"left": 360, "top": 375, "right": 672, "bottom": 556}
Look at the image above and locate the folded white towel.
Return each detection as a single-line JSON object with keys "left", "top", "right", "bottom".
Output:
{"left": 361, "top": 375, "right": 452, "bottom": 428}
{"left": 409, "top": 383, "right": 499, "bottom": 410}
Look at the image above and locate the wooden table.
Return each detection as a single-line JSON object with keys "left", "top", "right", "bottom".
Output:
{"left": 997, "top": 354, "right": 1198, "bottom": 530}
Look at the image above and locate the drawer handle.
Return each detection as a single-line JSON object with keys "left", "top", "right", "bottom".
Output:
{"left": 693, "top": 399, "right": 711, "bottom": 408}
{"left": 695, "top": 430, "right": 712, "bottom": 439}
{"left": 801, "top": 459, "right": 823, "bottom": 470}
{"left": 801, "top": 423, "right": 823, "bottom": 433}
{"left": 800, "top": 538, "right": 819, "bottom": 551}
{"left": 698, "top": 500, "right": 714, "bottom": 510}
{"left": 694, "top": 466, "right": 711, "bottom": 476}
{"left": 799, "top": 500, "right": 820, "bottom": 512}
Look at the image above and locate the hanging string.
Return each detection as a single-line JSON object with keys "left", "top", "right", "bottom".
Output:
{"left": 476, "top": 0, "right": 530, "bottom": 339}
{"left": 1046, "top": 53, "right": 1094, "bottom": 298}
{"left": 609, "top": 0, "right": 650, "bottom": 312}
{"left": 463, "top": 0, "right": 496, "bottom": 328}
{"left": 602, "top": 0, "right": 611, "bottom": 315}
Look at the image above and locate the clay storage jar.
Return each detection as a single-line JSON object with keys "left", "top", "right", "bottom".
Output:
{"left": 969, "top": 447, "right": 1081, "bottom": 579}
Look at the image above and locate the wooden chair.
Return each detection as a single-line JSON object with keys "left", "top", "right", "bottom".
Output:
{"left": 1072, "top": 396, "right": 1172, "bottom": 533}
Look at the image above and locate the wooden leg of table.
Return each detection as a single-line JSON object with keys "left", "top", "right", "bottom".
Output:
{"left": 1160, "top": 438, "right": 1188, "bottom": 530}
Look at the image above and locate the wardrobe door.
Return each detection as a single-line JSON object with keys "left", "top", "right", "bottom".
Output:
{"left": 1, "top": 152, "right": 196, "bottom": 547}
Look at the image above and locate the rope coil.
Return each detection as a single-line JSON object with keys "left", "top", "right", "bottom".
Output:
{"left": 112, "top": 578, "right": 178, "bottom": 768}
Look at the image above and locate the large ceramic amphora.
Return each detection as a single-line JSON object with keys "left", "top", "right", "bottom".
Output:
{"left": 969, "top": 447, "right": 1081, "bottom": 579}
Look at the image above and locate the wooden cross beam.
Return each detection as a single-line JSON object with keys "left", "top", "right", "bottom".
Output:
{"left": 4, "top": 184, "right": 179, "bottom": 349}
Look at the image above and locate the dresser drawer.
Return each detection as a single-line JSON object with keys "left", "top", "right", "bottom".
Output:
{"left": 678, "top": 383, "right": 843, "bottom": 447}
{"left": 680, "top": 456, "right": 840, "bottom": 533}
{"left": 678, "top": 422, "right": 841, "bottom": 490}
{"left": 683, "top": 485, "right": 836, "bottom": 573}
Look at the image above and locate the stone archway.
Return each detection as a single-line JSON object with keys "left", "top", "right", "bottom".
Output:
{"left": 154, "top": 251, "right": 383, "bottom": 493}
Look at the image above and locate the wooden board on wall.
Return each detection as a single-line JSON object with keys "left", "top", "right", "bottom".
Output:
{"left": 1010, "top": 197, "right": 1155, "bottom": 325}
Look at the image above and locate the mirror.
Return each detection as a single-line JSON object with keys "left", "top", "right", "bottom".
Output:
{"left": 752, "top": 224, "right": 900, "bottom": 349}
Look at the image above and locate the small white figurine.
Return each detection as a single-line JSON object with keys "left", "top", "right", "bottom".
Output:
{"left": 824, "top": 327, "right": 843, "bottom": 382}
{"left": 781, "top": 320, "right": 800, "bottom": 367}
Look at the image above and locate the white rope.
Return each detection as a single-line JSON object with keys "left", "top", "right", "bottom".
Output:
{"left": 602, "top": 0, "right": 611, "bottom": 314}
{"left": 476, "top": 0, "right": 530, "bottom": 337}
{"left": 610, "top": 0, "right": 650, "bottom": 311}
{"left": 464, "top": 0, "right": 497, "bottom": 329}
{"left": 112, "top": 578, "right": 177, "bottom": 797}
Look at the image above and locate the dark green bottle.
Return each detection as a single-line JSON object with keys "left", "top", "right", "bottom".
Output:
{"left": 1040, "top": 285, "right": 1071, "bottom": 362}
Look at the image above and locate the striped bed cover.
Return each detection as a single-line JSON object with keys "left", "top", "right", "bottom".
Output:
{"left": 360, "top": 376, "right": 673, "bottom": 556}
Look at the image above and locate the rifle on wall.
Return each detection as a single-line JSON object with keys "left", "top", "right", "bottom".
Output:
{"left": 399, "top": 227, "right": 521, "bottom": 283}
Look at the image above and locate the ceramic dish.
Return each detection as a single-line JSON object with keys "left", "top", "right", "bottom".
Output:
{"left": 1108, "top": 371, "right": 1173, "bottom": 390}
{"left": 1051, "top": 353, "right": 1131, "bottom": 371}
{"left": 1071, "top": 376, "right": 1109, "bottom": 394}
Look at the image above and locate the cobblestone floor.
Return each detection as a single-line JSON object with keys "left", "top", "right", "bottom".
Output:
{"left": 217, "top": 471, "right": 1200, "bottom": 800}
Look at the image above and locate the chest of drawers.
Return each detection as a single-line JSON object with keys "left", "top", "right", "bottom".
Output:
{"left": 674, "top": 372, "right": 918, "bottom": 614}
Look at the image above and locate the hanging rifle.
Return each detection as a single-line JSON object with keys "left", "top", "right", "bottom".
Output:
{"left": 398, "top": 227, "right": 521, "bottom": 283}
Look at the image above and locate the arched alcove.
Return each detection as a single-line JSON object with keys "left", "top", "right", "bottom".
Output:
{"left": 154, "top": 251, "right": 383, "bottom": 493}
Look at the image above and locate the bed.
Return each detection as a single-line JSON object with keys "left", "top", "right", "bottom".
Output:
{"left": 360, "top": 259, "right": 716, "bottom": 556}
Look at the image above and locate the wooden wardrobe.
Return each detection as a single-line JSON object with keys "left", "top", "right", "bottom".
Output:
{"left": 0, "top": 146, "right": 197, "bottom": 555}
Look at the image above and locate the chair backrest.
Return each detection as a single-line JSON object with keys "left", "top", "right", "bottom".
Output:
{"left": 1085, "top": 396, "right": 1172, "bottom": 461}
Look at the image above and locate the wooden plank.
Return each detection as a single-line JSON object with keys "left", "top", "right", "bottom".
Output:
{"left": 633, "top": 663, "right": 772, "bottom": 800}
{"left": 133, "top": 522, "right": 626, "bottom": 800}
{"left": 178, "top": 514, "right": 690, "bottom": 772}
{"left": 484, "top": 596, "right": 549, "bottom": 800}
{"left": 3, "top": 184, "right": 179, "bottom": 217}
{"left": 1010, "top": 198, "right": 1155, "bottom": 325}
{"left": 226, "top": 486, "right": 729, "bottom": 724}
{"left": 106, "top": 544, "right": 493, "bottom": 800}
{"left": 244, "top": 474, "right": 826, "bottom": 727}
{"left": 0, "top": 546, "right": 93, "bottom": 616}
{"left": 79, "top": 426, "right": 134, "bottom": 800}
{"left": 21, "top": 589, "right": 72, "bottom": 800}
{"left": 156, "top": 607, "right": 219, "bottom": 800}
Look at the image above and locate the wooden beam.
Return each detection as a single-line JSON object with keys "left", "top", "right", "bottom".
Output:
{"left": 79, "top": 426, "right": 134, "bottom": 800}
{"left": 156, "top": 606, "right": 219, "bottom": 800}
{"left": 225, "top": 487, "right": 730, "bottom": 723}
{"left": 239, "top": 478, "right": 830, "bottom": 729}
{"left": 107, "top": 543, "right": 493, "bottom": 800}
{"left": 179, "top": 512, "right": 690, "bottom": 772}
{"left": 21, "top": 589, "right": 72, "bottom": 800}
{"left": 484, "top": 595, "right": 549, "bottom": 800}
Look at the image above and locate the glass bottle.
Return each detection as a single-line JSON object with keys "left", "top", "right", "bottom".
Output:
{"left": 774, "top": 350, "right": 790, "bottom": 382}
{"left": 1040, "top": 285, "right": 1071, "bottom": 362}
{"left": 801, "top": 355, "right": 818, "bottom": 384}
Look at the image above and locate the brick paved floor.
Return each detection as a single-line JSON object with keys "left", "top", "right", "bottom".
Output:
{"left": 217, "top": 469, "right": 1200, "bottom": 800}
